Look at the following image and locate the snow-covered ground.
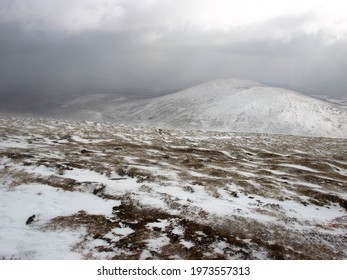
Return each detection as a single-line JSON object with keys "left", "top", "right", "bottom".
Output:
{"left": 0, "top": 115, "right": 346, "bottom": 259}
{"left": 53, "top": 79, "right": 347, "bottom": 138}
{"left": 311, "top": 95, "right": 347, "bottom": 106}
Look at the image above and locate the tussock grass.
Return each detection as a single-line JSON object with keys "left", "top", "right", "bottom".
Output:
{"left": 1, "top": 115, "right": 346, "bottom": 259}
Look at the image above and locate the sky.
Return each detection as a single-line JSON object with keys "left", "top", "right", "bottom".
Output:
{"left": 0, "top": 0, "right": 347, "bottom": 111}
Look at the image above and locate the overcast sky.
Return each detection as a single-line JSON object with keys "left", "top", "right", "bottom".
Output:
{"left": 0, "top": 0, "right": 346, "bottom": 108}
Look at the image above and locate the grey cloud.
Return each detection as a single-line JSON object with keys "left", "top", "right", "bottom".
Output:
{"left": 0, "top": 3, "right": 346, "bottom": 112}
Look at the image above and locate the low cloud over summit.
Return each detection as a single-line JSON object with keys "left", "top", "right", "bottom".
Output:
{"left": 0, "top": 0, "right": 346, "bottom": 111}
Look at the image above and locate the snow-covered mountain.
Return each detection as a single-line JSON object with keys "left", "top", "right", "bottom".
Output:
{"left": 55, "top": 79, "right": 347, "bottom": 138}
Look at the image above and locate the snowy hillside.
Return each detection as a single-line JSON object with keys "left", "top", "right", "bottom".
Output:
{"left": 1, "top": 115, "right": 346, "bottom": 259}
{"left": 54, "top": 79, "right": 347, "bottom": 138}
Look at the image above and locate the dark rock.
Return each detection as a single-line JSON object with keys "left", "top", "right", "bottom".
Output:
{"left": 26, "top": 215, "right": 36, "bottom": 225}
{"left": 301, "top": 201, "right": 309, "bottom": 206}
{"left": 93, "top": 185, "right": 106, "bottom": 195}
{"left": 93, "top": 234, "right": 102, "bottom": 239}
{"left": 231, "top": 191, "right": 238, "bottom": 197}
{"left": 112, "top": 206, "right": 120, "bottom": 214}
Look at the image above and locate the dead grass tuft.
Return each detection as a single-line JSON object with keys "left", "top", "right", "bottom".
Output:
{"left": 44, "top": 210, "right": 115, "bottom": 236}
{"left": 293, "top": 185, "right": 347, "bottom": 211}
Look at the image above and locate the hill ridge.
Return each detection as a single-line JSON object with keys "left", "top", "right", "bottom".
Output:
{"left": 54, "top": 78, "right": 347, "bottom": 138}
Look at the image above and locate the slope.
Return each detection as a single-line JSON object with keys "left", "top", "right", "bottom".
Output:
{"left": 1, "top": 115, "right": 347, "bottom": 259}
{"left": 53, "top": 78, "right": 347, "bottom": 138}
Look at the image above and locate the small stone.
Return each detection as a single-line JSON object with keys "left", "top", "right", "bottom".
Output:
{"left": 26, "top": 215, "right": 36, "bottom": 225}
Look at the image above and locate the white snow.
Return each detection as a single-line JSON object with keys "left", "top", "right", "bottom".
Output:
{"left": 53, "top": 78, "right": 347, "bottom": 138}
{"left": 0, "top": 183, "right": 117, "bottom": 259}
{"left": 0, "top": 141, "right": 30, "bottom": 149}
{"left": 147, "top": 219, "right": 170, "bottom": 230}
{"left": 145, "top": 235, "right": 170, "bottom": 253}
{"left": 104, "top": 224, "right": 135, "bottom": 239}
{"left": 278, "top": 163, "right": 319, "bottom": 172}
{"left": 180, "top": 240, "right": 195, "bottom": 249}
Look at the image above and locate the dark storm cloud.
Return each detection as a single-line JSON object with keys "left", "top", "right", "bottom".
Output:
{"left": 0, "top": 0, "right": 346, "bottom": 112}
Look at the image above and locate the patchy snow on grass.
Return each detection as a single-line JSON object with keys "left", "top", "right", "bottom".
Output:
{"left": 0, "top": 115, "right": 346, "bottom": 260}
{"left": 0, "top": 183, "right": 117, "bottom": 259}
{"left": 0, "top": 141, "right": 30, "bottom": 150}
{"left": 278, "top": 163, "right": 319, "bottom": 173}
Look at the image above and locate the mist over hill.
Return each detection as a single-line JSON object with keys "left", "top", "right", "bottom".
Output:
{"left": 51, "top": 79, "right": 347, "bottom": 138}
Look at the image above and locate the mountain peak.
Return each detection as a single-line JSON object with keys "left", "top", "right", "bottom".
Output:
{"left": 53, "top": 79, "right": 347, "bottom": 138}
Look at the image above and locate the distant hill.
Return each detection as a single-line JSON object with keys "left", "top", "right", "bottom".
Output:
{"left": 54, "top": 78, "right": 347, "bottom": 138}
